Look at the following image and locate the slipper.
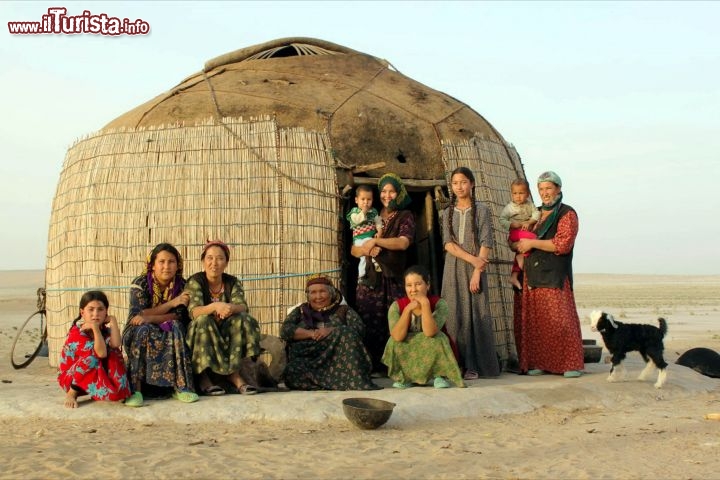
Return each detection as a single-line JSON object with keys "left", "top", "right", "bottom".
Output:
{"left": 124, "top": 391, "right": 144, "bottom": 407}
{"left": 527, "top": 369, "right": 545, "bottom": 376}
{"left": 433, "top": 377, "right": 452, "bottom": 389}
{"left": 463, "top": 370, "right": 479, "bottom": 380}
{"left": 563, "top": 370, "right": 583, "bottom": 378}
{"left": 392, "top": 381, "right": 413, "bottom": 389}
{"left": 172, "top": 390, "right": 200, "bottom": 403}
{"left": 201, "top": 385, "right": 225, "bottom": 396}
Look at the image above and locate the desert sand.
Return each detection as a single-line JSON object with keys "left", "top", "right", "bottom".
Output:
{"left": 0, "top": 270, "right": 718, "bottom": 479}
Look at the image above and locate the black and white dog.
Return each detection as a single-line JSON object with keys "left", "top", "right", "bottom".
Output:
{"left": 590, "top": 310, "right": 668, "bottom": 388}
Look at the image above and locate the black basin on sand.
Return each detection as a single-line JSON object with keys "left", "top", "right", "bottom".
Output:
{"left": 342, "top": 398, "right": 396, "bottom": 430}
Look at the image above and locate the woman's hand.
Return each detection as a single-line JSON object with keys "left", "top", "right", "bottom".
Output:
{"left": 214, "top": 302, "right": 246, "bottom": 320}
{"left": 405, "top": 299, "right": 420, "bottom": 312}
{"left": 471, "top": 256, "right": 488, "bottom": 270}
{"left": 469, "top": 269, "right": 482, "bottom": 294}
{"left": 369, "top": 245, "right": 382, "bottom": 257}
{"left": 312, "top": 327, "right": 335, "bottom": 341}
{"left": 129, "top": 315, "right": 146, "bottom": 326}
{"left": 171, "top": 292, "right": 190, "bottom": 308}
{"left": 214, "top": 302, "right": 234, "bottom": 320}
{"left": 516, "top": 238, "right": 534, "bottom": 254}
{"left": 361, "top": 238, "right": 376, "bottom": 256}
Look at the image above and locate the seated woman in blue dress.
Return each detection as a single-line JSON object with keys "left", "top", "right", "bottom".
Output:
{"left": 123, "top": 243, "right": 198, "bottom": 407}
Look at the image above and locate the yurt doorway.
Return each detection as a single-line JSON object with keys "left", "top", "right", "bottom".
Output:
{"left": 342, "top": 185, "right": 446, "bottom": 307}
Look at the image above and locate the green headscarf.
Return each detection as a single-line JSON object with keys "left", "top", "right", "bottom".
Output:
{"left": 378, "top": 173, "right": 411, "bottom": 210}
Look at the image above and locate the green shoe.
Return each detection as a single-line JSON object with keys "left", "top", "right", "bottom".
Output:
{"left": 433, "top": 377, "right": 452, "bottom": 389}
{"left": 392, "top": 381, "right": 413, "bottom": 389}
{"left": 124, "top": 391, "right": 143, "bottom": 407}
{"left": 172, "top": 390, "right": 200, "bottom": 403}
{"left": 563, "top": 370, "right": 582, "bottom": 378}
{"left": 527, "top": 369, "right": 545, "bottom": 376}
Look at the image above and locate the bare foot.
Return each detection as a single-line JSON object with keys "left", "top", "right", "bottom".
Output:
{"left": 64, "top": 390, "right": 79, "bottom": 409}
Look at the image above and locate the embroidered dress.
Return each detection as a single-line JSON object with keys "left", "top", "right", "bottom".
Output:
{"left": 185, "top": 272, "right": 262, "bottom": 375}
{"left": 281, "top": 304, "right": 379, "bottom": 390}
{"left": 440, "top": 201, "right": 500, "bottom": 377}
{"left": 58, "top": 323, "right": 130, "bottom": 401}
{"left": 517, "top": 208, "right": 584, "bottom": 373}
{"left": 355, "top": 209, "right": 415, "bottom": 371}
{"left": 122, "top": 275, "right": 195, "bottom": 394}
{"left": 382, "top": 296, "right": 463, "bottom": 387}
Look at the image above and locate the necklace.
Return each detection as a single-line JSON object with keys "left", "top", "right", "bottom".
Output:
{"left": 209, "top": 283, "right": 224, "bottom": 301}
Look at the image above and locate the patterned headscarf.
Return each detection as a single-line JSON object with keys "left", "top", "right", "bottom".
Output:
{"left": 201, "top": 239, "right": 230, "bottom": 261}
{"left": 378, "top": 173, "right": 411, "bottom": 210}
{"left": 301, "top": 274, "right": 343, "bottom": 328}
{"left": 143, "top": 244, "right": 185, "bottom": 307}
{"left": 305, "top": 273, "right": 333, "bottom": 289}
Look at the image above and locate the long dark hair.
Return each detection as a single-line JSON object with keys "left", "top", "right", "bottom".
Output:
{"left": 447, "top": 167, "right": 480, "bottom": 253}
{"left": 73, "top": 290, "right": 109, "bottom": 324}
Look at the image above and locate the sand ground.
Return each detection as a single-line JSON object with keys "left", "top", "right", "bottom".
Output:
{"left": 0, "top": 270, "right": 718, "bottom": 479}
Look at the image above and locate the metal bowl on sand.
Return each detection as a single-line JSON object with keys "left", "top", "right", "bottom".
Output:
{"left": 342, "top": 397, "right": 396, "bottom": 430}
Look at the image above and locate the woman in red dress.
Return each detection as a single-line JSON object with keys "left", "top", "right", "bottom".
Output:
{"left": 58, "top": 291, "right": 131, "bottom": 408}
{"left": 514, "top": 171, "right": 584, "bottom": 377}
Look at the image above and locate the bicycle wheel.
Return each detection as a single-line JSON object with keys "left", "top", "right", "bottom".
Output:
{"left": 10, "top": 310, "right": 47, "bottom": 369}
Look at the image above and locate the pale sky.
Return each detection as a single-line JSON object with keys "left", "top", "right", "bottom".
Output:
{"left": 1, "top": 1, "right": 718, "bottom": 274}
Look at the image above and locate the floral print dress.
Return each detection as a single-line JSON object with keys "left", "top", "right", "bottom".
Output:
{"left": 280, "top": 305, "right": 379, "bottom": 391}
{"left": 58, "top": 323, "right": 131, "bottom": 401}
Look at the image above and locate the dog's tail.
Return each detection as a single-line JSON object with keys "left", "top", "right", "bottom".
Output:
{"left": 658, "top": 318, "right": 668, "bottom": 337}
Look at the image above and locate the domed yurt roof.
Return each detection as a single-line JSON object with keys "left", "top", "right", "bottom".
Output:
{"left": 46, "top": 37, "right": 526, "bottom": 369}
{"left": 103, "top": 37, "right": 509, "bottom": 181}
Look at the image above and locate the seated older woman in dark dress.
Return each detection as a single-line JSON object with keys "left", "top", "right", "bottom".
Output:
{"left": 280, "top": 275, "right": 380, "bottom": 391}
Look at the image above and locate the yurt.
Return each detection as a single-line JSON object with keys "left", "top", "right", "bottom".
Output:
{"left": 46, "top": 37, "right": 527, "bottom": 369}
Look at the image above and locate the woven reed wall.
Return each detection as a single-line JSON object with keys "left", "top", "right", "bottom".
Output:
{"left": 441, "top": 137, "right": 526, "bottom": 370}
{"left": 46, "top": 117, "right": 340, "bottom": 366}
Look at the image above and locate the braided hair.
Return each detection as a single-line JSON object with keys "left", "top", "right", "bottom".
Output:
{"left": 447, "top": 167, "right": 480, "bottom": 254}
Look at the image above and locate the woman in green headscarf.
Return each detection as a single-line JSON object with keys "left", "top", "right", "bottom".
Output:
{"left": 514, "top": 171, "right": 584, "bottom": 378}
{"left": 351, "top": 173, "right": 415, "bottom": 373}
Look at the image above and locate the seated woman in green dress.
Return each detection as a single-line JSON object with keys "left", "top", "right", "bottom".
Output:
{"left": 184, "top": 240, "right": 262, "bottom": 395}
{"left": 382, "top": 265, "right": 464, "bottom": 389}
{"left": 280, "top": 274, "right": 380, "bottom": 391}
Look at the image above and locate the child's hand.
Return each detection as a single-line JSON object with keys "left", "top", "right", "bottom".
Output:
{"left": 520, "top": 221, "right": 532, "bottom": 231}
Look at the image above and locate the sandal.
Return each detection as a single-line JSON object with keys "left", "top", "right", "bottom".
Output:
{"left": 392, "top": 381, "right": 413, "bottom": 389}
{"left": 563, "top": 370, "right": 582, "bottom": 378}
{"left": 527, "top": 369, "right": 545, "bottom": 376}
{"left": 201, "top": 385, "right": 226, "bottom": 396}
{"left": 172, "top": 390, "right": 200, "bottom": 403}
{"left": 463, "top": 370, "right": 479, "bottom": 381}
{"left": 236, "top": 384, "right": 258, "bottom": 395}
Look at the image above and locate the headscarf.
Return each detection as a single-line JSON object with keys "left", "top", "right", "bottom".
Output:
{"left": 201, "top": 239, "right": 230, "bottom": 261}
{"left": 300, "top": 274, "right": 343, "bottom": 328}
{"left": 143, "top": 245, "right": 185, "bottom": 307}
{"left": 378, "top": 173, "right": 411, "bottom": 210}
{"left": 537, "top": 170, "right": 562, "bottom": 188}
{"left": 535, "top": 171, "right": 564, "bottom": 239}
